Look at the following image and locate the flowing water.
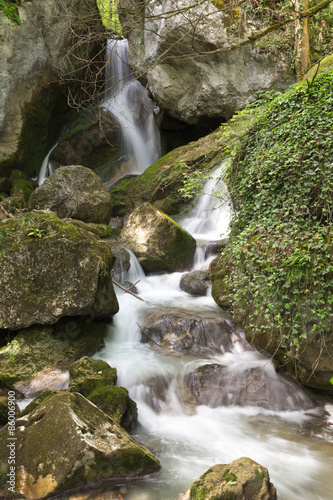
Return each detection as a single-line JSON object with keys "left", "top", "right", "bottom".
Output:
{"left": 87, "top": 167, "right": 333, "bottom": 500}
{"left": 101, "top": 39, "right": 160, "bottom": 184}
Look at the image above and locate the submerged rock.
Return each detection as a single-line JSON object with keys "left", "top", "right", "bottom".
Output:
{"left": 121, "top": 202, "right": 196, "bottom": 272}
{"left": 0, "top": 391, "right": 160, "bottom": 499}
{"left": 29, "top": 166, "right": 112, "bottom": 224}
{"left": 185, "top": 363, "right": 318, "bottom": 412}
{"left": 0, "top": 212, "right": 118, "bottom": 330}
{"left": 69, "top": 357, "right": 137, "bottom": 429}
{"left": 181, "top": 458, "right": 277, "bottom": 499}
{"left": 180, "top": 271, "right": 210, "bottom": 296}
{"left": 140, "top": 307, "right": 247, "bottom": 355}
{"left": 0, "top": 322, "right": 107, "bottom": 397}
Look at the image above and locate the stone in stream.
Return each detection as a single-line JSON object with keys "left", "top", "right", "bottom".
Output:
{"left": 184, "top": 363, "right": 320, "bottom": 412}
{"left": 179, "top": 270, "right": 211, "bottom": 296}
{"left": 29, "top": 165, "right": 112, "bottom": 224}
{"left": 0, "top": 321, "right": 107, "bottom": 398}
{"left": 0, "top": 212, "right": 119, "bottom": 331}
{"left": 69, "top": 357, "right": 138, "bottom": 430}
{"left": 121, "top": 202, "right": 196, "bottom": 272}
{"left": 139, "top": 307, "right": 249, "bottom": 355}
{"left": 179, "top": 458, "right": 277, "bottom": 499}
{"left": 0, "top": 391, "right": 160, "bottom": 499}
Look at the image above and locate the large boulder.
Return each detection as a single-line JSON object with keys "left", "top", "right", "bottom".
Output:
{"left": 119, "top": 0, "right": 295, "bottom": 125}
{"left": 0, "top": 0, "right": 102, "bottom": 177}
{"left": 69, "top": 357, "right": 138, "bottom": 429}
{"left": 139, "top": 307, "right": 247, "bottom": 355}
{"left": 0, "top": 391, "right": 160, "bottom": 499}
{"left": 29, "top": 166, "right": 113, "bottom": 224}
{"left": 0, "top": 322, "right": 107, "bottom": 397}
{"left": 181, "top": 458, "right": 277, "bottom": 499}
{"left": 0, "top": 212, "right": 119, "bottom": 330}
{"left": 121, "top": 202, "right": 196, "bottom": 272}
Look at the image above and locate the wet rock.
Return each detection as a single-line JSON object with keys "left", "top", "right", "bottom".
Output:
{"left": 203, "top": 239, "right": 228, "bottom": 259}
{"left": 69, "top": 357, "right": 138, "bottom": 429}
{"left": 106, "top": 243, "right": 131, "bottom": 281}
{"left": 29, "top": 166, "right": 112, "bottom": 224}
{"left": 0, "top": 212, "right": 118, "bottom": 330}
{"left": 121, "top": 202, "right": 196, "bottom": 272}
{"left": 185, "top": 363, "right": 318, "bottom": 412}
{"left": 0, "top": 321, "right": 107, "bottom": 397}
{"left": 182, "top": 458, "right": 276, "bottom": 499}
{"left": 0, "top": 391, "right": 160, "bottom": 498}
{"left": 180, "top": 271, "right": 210, "bottom": 296}
{"left": 140, "top": 308, "right": 247, "bottom": 355}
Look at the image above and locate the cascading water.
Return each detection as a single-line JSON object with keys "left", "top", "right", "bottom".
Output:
{"left": 91, "top": 162, "right": 333, "bottom": 500}
{"left": 102, "top": 39, "right": 160, "bottom": 184}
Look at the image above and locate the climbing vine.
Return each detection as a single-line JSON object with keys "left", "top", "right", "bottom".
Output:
{"left": 219, "top": 70, "right": 333, "bottom": 353}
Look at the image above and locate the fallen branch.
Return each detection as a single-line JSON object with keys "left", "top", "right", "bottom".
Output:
{"left": 136, "top": 322, "right": 162, "bottom": 348}
{"left": 112, "top": 279, "right": 145, "bottom": 301}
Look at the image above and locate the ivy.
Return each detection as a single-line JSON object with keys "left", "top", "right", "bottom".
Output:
{"left": 0, "top": 0, "right": 21, "bottom": 25}
{"left": 221, "top": 70, "right": 333, "bottom": 352}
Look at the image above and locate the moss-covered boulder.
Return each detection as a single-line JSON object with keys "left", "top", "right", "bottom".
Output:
{"left": 304, "top": 54, "right": 333, "bottom": 80}
{"left": 69, "top": 357, "right": 137, "bottom": 429}
{"left": 0, "top": 391, "right": 160, "bottom": 499}
{"left": 121, "top": 202, "right": 196, "bottom": 272}
{"left": 183, "top": 458, "right": 276, "bottom": 499}
{"left": 29, "top": 166, "right": 112, "bottom": 224}
{"left": 0, "top": 212, "right": 119, "bottom": 330}
{"left": 0, "top": 321, "right": 107, "bottom": 395}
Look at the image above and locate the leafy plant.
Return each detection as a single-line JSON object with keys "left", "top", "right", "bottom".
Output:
{"left": 28, "top": 228, "right": 45, "bottom": 238}
{"left": 0, "top": 0, "right": 21, "bottom": 26}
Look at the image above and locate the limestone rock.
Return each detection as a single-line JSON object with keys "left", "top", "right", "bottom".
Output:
{"left": 184, "top": 458, "right": 277, "bottom": 499}
{"left": 0, "top": 322, "right": 107, "bottom": 397}
{"left": 121, "top": 202, "right": 196, "bottom": 272}
{"left": 140, "top": 307, "right": 247, "bottom": 354}
{"left": 119, "top": 0, "right": 295, "bottom": 124}
{"left": 0, "top": 0, "right": 101, "bottom": 177}
{"left": 0, "top": 212, "right": 119, "bottom": 330}
{"left": 0, "top": 391, "right": 160, "bottom": 498}
{"left": 29, "top": 166, "right": 112, "bottom": 224}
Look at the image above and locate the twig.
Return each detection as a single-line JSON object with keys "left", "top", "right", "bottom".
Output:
{"left": 112, "top": 279, "right": 145, "bottom": 301}
{"left": 136, "top": 322, "right": 162, "bottom": 348}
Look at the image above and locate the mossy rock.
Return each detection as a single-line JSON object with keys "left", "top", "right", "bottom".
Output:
{"left": 0, "top": 391, "right": 160, "bottom": 498}
{"left": 69, "top": 356, "right": 117, "bottom": 394}
{"left": 0, "top": 396, "right": 8, "bottom": 425}
{"left": 188, "top": 458, "right": 276, "bottom": 499}
{"left": 69, "top": 357, "right": 137, "bottom": 429}
{"left": 304, "top": 54, "right": 333, "bottom": 80}
{"left": 62, "top": 218, "right": 113, "bottom": 238}
{"left": 10, "top": 179, "right": 35, "bottom": 203}
{"left": 0, "top": 321, "right": 107, "bottom": 393}
{"left": 121, "top": 202, "right": 196, "bottom": 272}
{"left": 0, "top": 212, "right": 119, "bottom": 330}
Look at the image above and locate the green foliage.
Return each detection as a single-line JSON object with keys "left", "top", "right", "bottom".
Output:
{"left": 0, "top": 0, "right": 21, "bottom": 26}
{"left": 222, "top": 70, "right": 333, "bottom": 350}
{"left": 28, "top": 228, "right": 45, "bottom": 238}
{"left": 97, "top": 0, "right": 121, "bottom": 34}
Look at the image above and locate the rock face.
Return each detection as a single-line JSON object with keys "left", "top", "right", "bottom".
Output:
{"left": 185, "top": 458, "right": 277, "bottom": 500}
{"left": 0, "top": 322, "right": 107, "bottom": 396}
{"left": 121, "top": 202, "right": 196, "bottom": 272}
{"left": 0, "top": 0, "right": 101, "bottom": 177}
{"left": 119, "top": 0, "right": 295, "bottom": 125}
{"left": 29, "top": 166, "right": 113, "bottom": 224}
{"left": 0, "top": 212, "right": 119, "bottom": 330}
{"left": 0, "top": 391, "right": 160, "bottom": 499}
{"left": 69, "top": 357, "right": 138, "bottom": 429}
{"left": 140, "top": 307, "right": 247, "bottom": 355}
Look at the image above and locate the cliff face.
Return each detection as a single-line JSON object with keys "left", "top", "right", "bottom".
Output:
{"left": 0, "top": 0, "right": 102, "bottom": 177}
{"left": 119, "top": 0, "right": 295, "bottom": 125}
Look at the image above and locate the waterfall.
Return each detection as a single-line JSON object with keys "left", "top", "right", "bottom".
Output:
{"left": 102, "top": 39, "right": 160, "bottom": 182}
{"left": 37, "top": 143, "right": 58, "bottom": 185}
{"left": 93, "top": 162, "right": 333, "bottom": 499}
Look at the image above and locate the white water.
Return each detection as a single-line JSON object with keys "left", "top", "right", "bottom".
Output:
{"left": 37, "top": 142, "right": 58, "bottom": 185}
{"left": 93, "top": 166, "right": 333, "bottom": 500}
{"left": 102, "top": 39, "right": 160, "bottom": 182}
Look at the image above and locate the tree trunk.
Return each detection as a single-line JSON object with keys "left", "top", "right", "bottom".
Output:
{"left": 295, "top": 0, "right": 311, "bottom": 80}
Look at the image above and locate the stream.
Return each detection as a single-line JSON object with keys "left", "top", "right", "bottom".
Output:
{"left": 84, "top": 169, "right": 333, "bottom": 500}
